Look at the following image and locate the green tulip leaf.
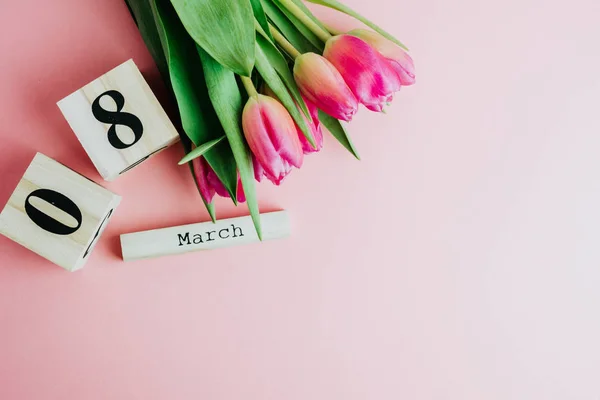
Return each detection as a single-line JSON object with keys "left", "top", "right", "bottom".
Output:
{"left": 198, "top": 47, "right": 263, "bottom": 239}
{"left": 178, "top": 136, "right": 227, "bottom": 165}
{"left": 304, "top": 0, "right": 408, "bottom": 50}
{"left": 169, "top": 0, "right": 256, "bottom": 76}
{"left": 262, "top": 0, "right": 320, "bottom": 54}
{"left": 125, "top": 0, "right": 170, "bottom": 84}
{"left": 272, "top": 0, "right": 325, "bottom": 51}
{"left": 254, "top": 19, "right": 274, "bottom": 45}
{"left": 255, "top": 41, "right": 316, "bottom": 148}
{"left": 318, "top": 111, "right": 360, "bottom": 159}
{"left": 255, "top": 31, "right": 310, "bottom": 119}
{"left": 152, "top": 0, "right": 239, "bottom": 200}
{"left": 250, "top": 0, "right": 273, "bottom": 41}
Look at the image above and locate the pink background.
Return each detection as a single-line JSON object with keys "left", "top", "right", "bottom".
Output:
{"left": 1, "top": 0, "right": 599, "bottom": 398}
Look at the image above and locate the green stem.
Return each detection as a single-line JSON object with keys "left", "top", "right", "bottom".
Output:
{"left": 240, "top": 76, "right": 258, "bottom": 97}
{"left": 269, "top": 24, "right": 301, "bottom": 59}
{"left": 322, "top": 22, "right": 343, "bottom": 36}
{"left": 277, "top": 0, "right": 332, "bottom": 42}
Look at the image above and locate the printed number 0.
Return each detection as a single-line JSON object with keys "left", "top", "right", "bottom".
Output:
{"left": 91, "top": 90, "right": 144, "bottom": 149}
{"left": 24, "top": 189, "right": 83, "bottom": 235}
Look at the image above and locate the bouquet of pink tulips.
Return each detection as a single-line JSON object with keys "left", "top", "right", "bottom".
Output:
{"left": 125, "top": 0, "right": 415, "bottom": 237}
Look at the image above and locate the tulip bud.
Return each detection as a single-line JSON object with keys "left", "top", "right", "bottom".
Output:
{"left": 293, "top": 52, "right": 358, "bottom": 122}
{"left": 324, "top": 34, "right": 402, "bottom": 112}
{"left": 242, "top": 94, "right": 303, "bottom": 185}
{"left": 263, "top": 85, "right": 323, "bottom": 154}
{"left": 192, "top": 156, "right": 246, "bottom": 203}
{"left": 348, "top": 29, "right": 415, "bottom": 86}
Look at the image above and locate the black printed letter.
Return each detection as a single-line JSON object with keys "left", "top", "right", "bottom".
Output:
{"left": 178, "top": 233, "right": 191, "bottom": 246}
{"left": 232, "top": 224, "right": 244, "bottom": 238}
{"left": 219, "top": 228, "right": 230, "bottom": 239}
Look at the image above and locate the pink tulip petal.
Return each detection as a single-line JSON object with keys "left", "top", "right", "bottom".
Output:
{"left": 260, "top": 98, "right": 303, "bottom": 169}
{"left": 253, "top": 155, "right": 266, "bottom": 182}
{"left": 348, "top": 29, "right": 416, "bottom": 86}
{"left": 262, "top": 88, "right": 324, "bottom": 154}
{"left": 191, "top": 157, "right": 215, "bottom": 204}
{"left": 206, "top": 168, "right": 230, "bottom": 199}
{"left": 388, "top": 58, "right": 416, "bottom": 86}
{"left": 235, "top": 178, "right": 246, "bottom": 203}
{"left": 263, "top": 159, "right": 292, "bottom": 186}
{"left": 297, "top": 97, "right": 324, "bottom": 154}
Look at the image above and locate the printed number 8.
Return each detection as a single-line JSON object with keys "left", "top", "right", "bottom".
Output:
{"left": 91, "top": 90, "right": 144, "bottom": 149}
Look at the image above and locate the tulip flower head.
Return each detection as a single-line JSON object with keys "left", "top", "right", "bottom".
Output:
{"left": 293, "top": 52, "right": 358, "bottom": 122}
{"left": 324, "top": 34, "right": 402, "bottom": 112}
{"left": 192, "top": 157, "right": 246, "bottom": 203}
{"left": 348, "top": 29, "right": 415, "bottom": 86}
{"left": 242, "top": 94, "right": 303, "bottom": 185}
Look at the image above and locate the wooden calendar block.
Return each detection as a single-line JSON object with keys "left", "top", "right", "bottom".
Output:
{"left": 120, "top": 211, "right": 290, "bottom": 261}
{"left": 57, "top": 59, "right": 179, "bottom": 181}
{"left": 0, "top": 153, "right": 121, "bottom": 271}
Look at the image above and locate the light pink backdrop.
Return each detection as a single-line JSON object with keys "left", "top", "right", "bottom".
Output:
{"left": 1, "top": 0, "right": 599, "bottom": 398}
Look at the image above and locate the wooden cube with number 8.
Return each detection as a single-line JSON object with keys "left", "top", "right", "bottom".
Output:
{"left": 0, "top": 153, "right": 121, "bottom": 271}
{"left": 57, "top": 59, "right": 179, "bottom": 181}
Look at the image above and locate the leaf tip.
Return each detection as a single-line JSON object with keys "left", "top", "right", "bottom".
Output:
{"left": 208, "top": 204, "right": 217, "bottom": 223}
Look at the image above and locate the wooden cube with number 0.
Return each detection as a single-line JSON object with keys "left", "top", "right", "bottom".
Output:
{"left": 0, "top": 153, "right": 121, "bottom": 271}
{"left": 57, "top": 59, "right": 179, "bottom": 181}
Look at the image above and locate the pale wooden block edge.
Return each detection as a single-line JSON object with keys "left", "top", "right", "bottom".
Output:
{"left": 71, "top": 194, "right": 122, "bottom": 271}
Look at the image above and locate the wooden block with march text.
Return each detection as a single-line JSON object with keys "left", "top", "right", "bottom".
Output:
{"left": 120, "top": 211, "right": 290, "bottom": 261}
{"left": 0, "top": 153, "right": 121, "bottom": 271}
{"left": 57, "top": 59, "right": 179, "bottom": 181}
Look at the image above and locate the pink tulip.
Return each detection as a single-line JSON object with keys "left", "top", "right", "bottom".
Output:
{"left": 262, "top": 85, "right": 323, "bottom": 154}
{"left": 293, "top": 52, "right": 358, "bottom": 122}
{"left": 324, "top": 34, "right": 402, "bottom": 112}
{"left": 192, "top": 156, "right": 245, "bottom": 203}
{"left": 348, "top": 29, "right": 415, "bottom": 86}
{"left": 242, "top": 94, "right": 303, "bottom": 185}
